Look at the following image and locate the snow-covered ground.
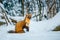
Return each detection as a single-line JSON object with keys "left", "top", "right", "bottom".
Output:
{"left": 0, "top": 12, "right": 60, "bottom": 40}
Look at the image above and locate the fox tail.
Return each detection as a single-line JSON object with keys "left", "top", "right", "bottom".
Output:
{"left": 8, "top": 30, "right": 15, "bottom": 33}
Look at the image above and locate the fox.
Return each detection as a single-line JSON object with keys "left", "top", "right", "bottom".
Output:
{"left": 8, "top": 13, "right": 32, "bottom": 33}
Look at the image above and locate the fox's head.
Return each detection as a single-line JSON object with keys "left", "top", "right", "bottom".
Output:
{"left": 26, "top": 13, "right": 32, "bottom": 19}
{"left": 24, "top": 13, "right": 32, "bottom": 26}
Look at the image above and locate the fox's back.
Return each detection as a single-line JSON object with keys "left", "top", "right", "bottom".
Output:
{"left": 15, "top": 20, "right": 25, "bottom": 32}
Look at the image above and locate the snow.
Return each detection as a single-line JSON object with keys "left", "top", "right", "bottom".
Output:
{"left": 0, "top": 12, "right": 60, "bottom": 40}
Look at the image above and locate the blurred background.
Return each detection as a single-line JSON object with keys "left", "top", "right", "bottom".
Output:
{"left": 0, "top": 0, "right": 60, "bottom": 25}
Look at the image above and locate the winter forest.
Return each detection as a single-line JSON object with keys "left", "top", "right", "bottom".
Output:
{"left": 0, "top": 0, "right": 60, "bottom": 40}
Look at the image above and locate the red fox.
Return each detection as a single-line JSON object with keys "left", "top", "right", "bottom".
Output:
{"left": 8, "top": 13, "right": 32, "bottom": 33}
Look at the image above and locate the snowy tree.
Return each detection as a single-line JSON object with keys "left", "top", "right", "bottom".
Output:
{"left": 46, "top": 0, "right": 57, "bottom": 19}
{"left": 0, "top": 3, "right": 12, "bottom": 25}
{"left": 1, "top": 0, "right": 59, "bottom": 21}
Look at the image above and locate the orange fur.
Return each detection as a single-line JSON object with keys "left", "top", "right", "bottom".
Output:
{"left": 15, "top": 13, "right": 32, "bottom": 33}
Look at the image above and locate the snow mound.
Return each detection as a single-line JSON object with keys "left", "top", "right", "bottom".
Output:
{"left": 30, "top": 12, "right": 60, "bottom": 32}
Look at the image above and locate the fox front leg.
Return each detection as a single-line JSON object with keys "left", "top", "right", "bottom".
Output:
{"left": 25, "top": 26, "right": 29, "bottom": 32}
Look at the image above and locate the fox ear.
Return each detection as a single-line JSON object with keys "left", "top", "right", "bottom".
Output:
{"left": 26, "top": 13, "right": 28, "bottom": 16}
{"left": 30, "top": 14, "right": 32, "bottom": 16}
{"left": 29, "top": 14, "right": 32, "bottom": 17}
{"left": 26, "top": 13, "right": 32, "bottom": 17}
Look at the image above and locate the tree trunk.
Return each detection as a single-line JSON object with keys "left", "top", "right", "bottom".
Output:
{"left": 46, "top": 0, "right": 57, "bottom": 19}
{"left": 38, "top": 0, "right": 42, "bottom": 21}
{"left": 33, "top": 0, "right": 38, "bottom": 21}
{"left": 0, "top": 0, "right": 2, "bottom": 3}
{"left": 21, "top": 0, "right": 24, "bottom": 16}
